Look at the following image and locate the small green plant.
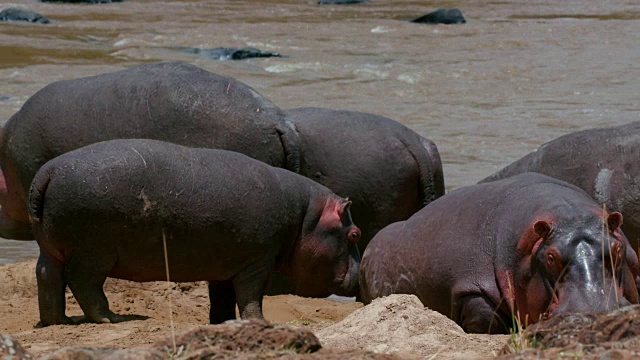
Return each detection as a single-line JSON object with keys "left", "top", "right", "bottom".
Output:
{"left": 507, "top": 310, "right": 537, "bottom": 353}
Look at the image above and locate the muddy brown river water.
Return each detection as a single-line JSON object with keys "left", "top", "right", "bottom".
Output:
{"left": 0, "top": 0, "right": 639, "bottom": 263}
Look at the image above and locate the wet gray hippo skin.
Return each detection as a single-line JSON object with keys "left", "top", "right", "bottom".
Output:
{"left": 480, "top": 122, "right": 640, "bottom": 255}
{"left": 360, "top": 173, "right": 639, "bottom": 334}
{"left": 0, "top": 62, "right": 298, "bottom": 240}
{"left": 29, "top": 139, "right": 361, "bottom": 327}
{"left": 284, "top": 107, "right": 445, "bottom": 252}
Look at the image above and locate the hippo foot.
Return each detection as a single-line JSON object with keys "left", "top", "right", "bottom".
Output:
{"left": 36, "top": 315, "right": 74, "bottom": 328}
{"left": 91, "top": 310, "right": 126, "bottom": 324}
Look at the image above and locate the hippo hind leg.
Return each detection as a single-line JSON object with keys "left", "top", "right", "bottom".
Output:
{"left": 36, "top": 250, "right": 73, "bottom": 326}
{"left": 64, "top": 254, "right": 124, "bottom": 324}
{"left": 208, "top": 280, "right": 237, "bottom": 324}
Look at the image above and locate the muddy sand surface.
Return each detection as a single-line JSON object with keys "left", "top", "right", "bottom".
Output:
{"left": 0, "top": 260, "right": 508, "bottom": 358}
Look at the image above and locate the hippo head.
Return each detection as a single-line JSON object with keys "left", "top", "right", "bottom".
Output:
{"left": 288, "top": 196, "right": 361, "bottom": 298}
{"left": 503, "top": 211, "right": 639, "bottom": 327}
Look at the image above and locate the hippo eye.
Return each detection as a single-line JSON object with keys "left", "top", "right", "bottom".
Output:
{"left": 547, "top": 254, "right": 556, "bottom": 268}
{"left": 348, "top": 230, "right": 360, "bottom": 243}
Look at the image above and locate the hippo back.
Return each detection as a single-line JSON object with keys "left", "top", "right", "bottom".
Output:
{"left": 2, "top": 62, "right": 290, "bottom": 203}
{"left": 480, "top": 121, "right": 640, "bottom": 249}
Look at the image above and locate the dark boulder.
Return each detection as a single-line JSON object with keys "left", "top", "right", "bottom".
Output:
{"left": 317, "top": 0, "right": 369, "bottom": 5}
{"left": 411, "top": 8, "right": 466, "bottom": 24}
{"left": 40, "top": 0, "right": 122, "bottom": 4}
{"left": 174, "top": 46, "right": 282, "bottom": 60}
{"left": 0, "top": 8, "right": 49, "bottom": 24}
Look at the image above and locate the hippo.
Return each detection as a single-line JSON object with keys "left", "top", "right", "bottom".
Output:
{"left": 0, "top": 8, "right": 49, "bottom": 24}
{"left": 411, "top": 8, "right": 466, "bottom": 25}
{"left": 480, "top": 122, "right": 640, "bottom": 255}
{"left": 0, "top": 61, "right": 298, "bottom": 240}
{"left": 29, "top": 139, "right": 361, "bottom": 326}
{"left": 360, "top": 173, "right": 639, "bottom": 334}
{"left": 284, "top": 107, "right": 445, "bottom": 252}
{"left": 173, "top": 47, "right": 283, "bottom": 61}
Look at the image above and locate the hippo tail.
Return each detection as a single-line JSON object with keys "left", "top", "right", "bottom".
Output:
{"left": 28, "top": 166, "right": 52, "bottom": 225}
{"left": 276, "top": 118, "right": 302, "bottom": 174}
{"left": 407, "top": 135, "right": 445, "bottom": 207}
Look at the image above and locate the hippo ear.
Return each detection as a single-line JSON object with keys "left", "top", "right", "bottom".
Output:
{"left": 607, "top": 212, "right": 623, "bottom": 232}
{"left": 337, "top": 199, "right": 352, "bottom": 220}
{"left": 533, "top": 220, "right": 552, "bottom": 239}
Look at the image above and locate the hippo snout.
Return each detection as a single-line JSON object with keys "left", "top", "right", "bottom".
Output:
{"left": 553, "top": 284, "right": 632, "bottom": 317}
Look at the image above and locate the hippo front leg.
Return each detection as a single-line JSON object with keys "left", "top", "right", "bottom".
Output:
{"left": 36, "top": 251, "right": 73, "bottom": 326}
{"left": 232, "top": 259, "right": 274, "bottom": 321}
{"left": 208, "top": 280, "right": 237, "bottom": 324}
{"left": 455, "top": 295, "right": 511, "bottom": 334}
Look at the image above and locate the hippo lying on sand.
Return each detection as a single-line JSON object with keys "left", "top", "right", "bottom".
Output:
{"left": 0, "top": 62, "right": 297, "bottom": 240}
{"left": 29, "top": 139, "right": 361, "bottom": 326}
{"left": 360, "top": 173, "right": 638, "bottom": 334}
{"left": 480, "top": 122, "right": 640, "bottom": 254}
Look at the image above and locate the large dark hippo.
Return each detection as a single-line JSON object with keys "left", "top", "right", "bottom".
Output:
{"left": 360, "top": 173, "right": 639, "bottom": 334}
{"left": 480, "top": 122, "right": 640, "bottom": 253}
{"left": 29, "top": 139, "right": 361, "bottom": 327}
{"left": 0, "top": 62, "right": 298, "bottom": 240}
{"left": 284, "top": 107, "right": 445, "bottom": 252}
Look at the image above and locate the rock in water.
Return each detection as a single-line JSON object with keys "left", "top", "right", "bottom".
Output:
{"left": 317, "top": 0, "right": 369, "bottom": 4}
{"left": 0, "top": 8, "right": 49, "bottom": 24}
{"left": 411, "top": 8, "right": 466, "bottom": 24}
{"left": 40, "top": 0, "right": 123, "bottom": 4}
{"left": 174, "top": 46, "right": 282, "bottom": 60}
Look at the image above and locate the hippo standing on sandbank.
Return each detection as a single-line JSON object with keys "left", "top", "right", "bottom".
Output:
{"left": 0, "top": 63, "right": 446, "bottom": 257}
{"left": 29, "top": 139, "right": 361, "bottom": 326}
{"left": 284, "top": 107, "right": 445, "bottom": 252}
{"left": 360, "top": 173, "right": 639, "bottom": 334}
{"left": 480, "top": 122, "right": 640, "bottom": 254}
{"left": 0, "top": 62, "right": 299, "bottom": 240}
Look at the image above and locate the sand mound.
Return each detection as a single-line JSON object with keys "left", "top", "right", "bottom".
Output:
{"left": 316, "top": 294, "right": 509, "bottom": 359}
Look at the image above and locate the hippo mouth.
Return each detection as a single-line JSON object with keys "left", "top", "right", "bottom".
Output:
{"left": 542, "top": 279, "right": 562, "bottom": 320}
{"left": 334, "top": 259, "right": 350, "bottom": 284}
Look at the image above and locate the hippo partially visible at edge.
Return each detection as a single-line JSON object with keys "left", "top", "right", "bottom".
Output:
{"left": 360, "top": 173, "right": 639, "bottom": 334}
{"left": 284, "top": 107, "right": 445, "bottom": 252}
{"left": 29, "top": 139, "right": 361, "bottom": 326}
{"left": 480, "top": 122, "right": 640, "bottom": 255}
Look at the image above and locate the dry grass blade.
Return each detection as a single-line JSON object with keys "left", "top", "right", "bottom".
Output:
{"left": 163, "top": 228, "right": 177, "bottom": 355}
